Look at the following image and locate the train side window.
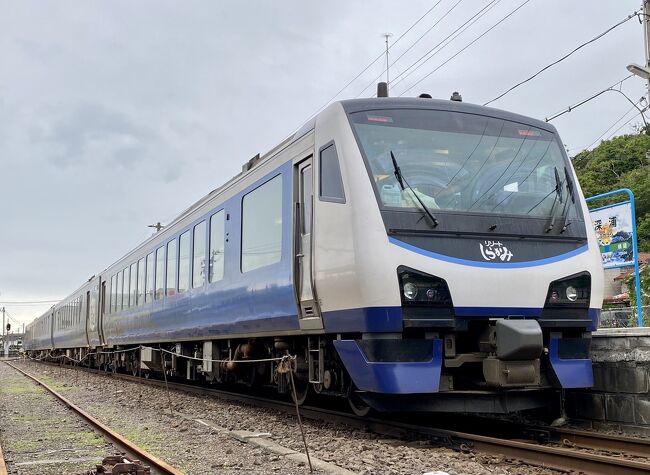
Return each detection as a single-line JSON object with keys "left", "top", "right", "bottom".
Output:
{"left": 123, "top": 267, "right": 130, "bottom": 308}
{"left": 129, "top": 262, "right": 137, "bottom": 306}
{"left": 145, "top": 252, "right": 154, "bottom": 303}
{"left": 178, "top": 230, "right": 190, "bottom": 293}
{"left": 155, "top": 246, "right": 165, "bottom": 299}
{"left": 110, "top": 274, "right": 116, "bottom": 313}
{"left": 319, "top": 143, "right": 345, "bottom": 203}
{"left": 209, "top": 210, "right": 225, "bottom": 283}
{"left": 137, "top": 257, "right": 146, "bottom": 305}
{"left": 166, "top": 239, "right": 177, "bottom": 296}
{"left": 241, "top": 175, "right": 283, "bottom": 272}
{"left": 116, "top": 271, "right": 123, "bottom": 311}
{"left": 192, "top": 221, "right": 206, "bottom": 288}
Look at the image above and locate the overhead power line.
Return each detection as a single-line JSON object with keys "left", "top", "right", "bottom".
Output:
{"left": 544, "top": 75, "right": 634, "bottom": 122}
{"left": 0, "top": 300, "right": 60, "bottom": 305}
{"left": 572, "top": 102, "right": 643, "bottom": 157}
{"left": 484, "top": 10, "right": 640, "bottom": 106}
{"left": 293, "top": 0, "right": 444, "bottom": 130}
{"left": 590, "top": 105, "right": 643, "bottom": 148}
{"left": 387, "top": 0, "right": 502, "bottom": 94}
{"left": 354, "top": 0, "right": 469, "bottom": 97}
{"left": 398, "top": 0, "right": 532, "bottom": 97}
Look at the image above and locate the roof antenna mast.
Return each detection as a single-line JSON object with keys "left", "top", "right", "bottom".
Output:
{"left": 383, "top": 32, "right": 393, "bottom": 89}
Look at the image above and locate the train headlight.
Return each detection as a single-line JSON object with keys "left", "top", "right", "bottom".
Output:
{"left": 398, "top": 267, "right": 453, "bottom": 308}
{"left": 565, "top": 286, "right": 578, "bottom": 302}
{"left": 544, "top": 272, "right": 590, "bottom": 308}
{"left": 403, "top": 282, "right": 418, "bottom": 300}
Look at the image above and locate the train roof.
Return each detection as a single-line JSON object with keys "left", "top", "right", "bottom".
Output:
{"left": 340, "top": 97, "right": 556, "bottom": 133}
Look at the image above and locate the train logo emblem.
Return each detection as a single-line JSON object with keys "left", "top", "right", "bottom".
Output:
{"left": 479, "top": 241, "right": 513, "bottom": 262}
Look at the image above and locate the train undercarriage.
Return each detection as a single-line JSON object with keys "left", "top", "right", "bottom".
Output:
{"left": 31, "top": 315, "right": 581, "bottom": 418}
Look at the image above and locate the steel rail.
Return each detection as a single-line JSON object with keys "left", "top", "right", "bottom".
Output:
{"left": 4, "top": 362, "right": 184, "bottom": 475}
{"left": 25, "top": 360, "right": 650, "bottom": 475}
{"left": 0, "top": 439, "right": 8, "bottom": 475}
{"left": 525, "top": 424, "right": 650, "bottom": 458}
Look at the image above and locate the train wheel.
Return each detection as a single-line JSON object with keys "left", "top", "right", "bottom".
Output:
{"left": 288, "top": 374, "right": 309, "bottom": 406}
{"left": 348, "top": 386, "right": 371, "bottom": 417}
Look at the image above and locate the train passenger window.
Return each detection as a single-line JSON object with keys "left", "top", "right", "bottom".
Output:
{"left": 116, "top": 271, "right": 123, "bottom": 311}
{"left": 319, "top": 143, "right": 346, "bottom": 203}
{"left": 178, "top": 231, "right": 190, "bottom": 293}
{"left": 123, "top": 268, "right": 130, "bottom": 308}
{"left": 110, "top": 274, "right": 116, "bottom": 313}
{"left": 129, "top": 263, "right": 137, "bottom": 306}
{"left": 192, "top": 221, "right": 206, "bottom": 288}
{"left": 137, "top": 257, "right": 145, "bottom": 305}
{"left": 241, "top": 175, "right": 283, "bottom": 272}
{"left": 209, "top": 210, "right": 225, "bottom": 283}
{"left": 155, "top": 246, "right": 165, "bottom": 299}
{"left": 166, "top": 239, "right": 177, "bottom": 296}
{"left": 145, "top": 252, "right": 154, "bottom": 303}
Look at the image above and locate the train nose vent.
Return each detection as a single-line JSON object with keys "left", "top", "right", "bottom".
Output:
{"left": 480, "top": 320, "right": 543, "bottom": 388}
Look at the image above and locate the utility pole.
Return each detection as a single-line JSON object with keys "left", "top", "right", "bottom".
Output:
{"left": 1, "top": 307, "right": 5, "bottom": 358}
{"left": 641, "top": 0, "right": 650, "bottom": 106}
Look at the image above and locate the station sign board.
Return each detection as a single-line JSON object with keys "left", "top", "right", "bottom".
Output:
{"left": 589, "top": 202, "right": 634, "bottom": 269}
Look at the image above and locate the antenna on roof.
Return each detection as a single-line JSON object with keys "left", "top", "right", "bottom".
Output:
{"left": 382, "top": 32, "right": 393, "bottom": 88}
{"left": 148, "top": 222, "right": 165, "bottom": 232}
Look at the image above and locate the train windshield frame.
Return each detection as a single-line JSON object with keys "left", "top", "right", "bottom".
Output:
{"left": 348, "top": 108, "right": 583, "bottom": 232}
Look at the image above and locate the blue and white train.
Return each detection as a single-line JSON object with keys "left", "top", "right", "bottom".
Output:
{"left": 24, "top": 92, "right": 604, "bottom": 415}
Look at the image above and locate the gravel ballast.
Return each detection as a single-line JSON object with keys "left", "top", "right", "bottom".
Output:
{"left": 9, "top": 360, "right": 564, "bottom": 475}
{"left": 0, "top": 362, "right": 116, "bottom": 475}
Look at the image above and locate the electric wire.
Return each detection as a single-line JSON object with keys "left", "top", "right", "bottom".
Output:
{"left": 484, "top": 10, "right": 640, "bottom": 106}
{"left": 602, "top": 109, "right": 645, "bottom": 143}
{"left": 292, "top": 0, "right": 444, "bottom": 131}
{"left": 354, "top": 0, "right": 469, "bottom": 98}
{"left": 544, "top": 75, "right": 634, "bottom": 122}
{"left": 572, "top": 104, "right": 641, "bottom": 157}
{"left": 387, "top": 0, "right": 503, "bottom": 94}
{"left": 398, "top": 0, "right": 532, "bottom": 97}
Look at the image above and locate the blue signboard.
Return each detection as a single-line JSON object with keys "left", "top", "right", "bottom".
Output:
{"left": 589, "top": 201, "right": 634, "bottom": 269}
{"left": 586, "top": 189, "right": 643, "bottom": 327}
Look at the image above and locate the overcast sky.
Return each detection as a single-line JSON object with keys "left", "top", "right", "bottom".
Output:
{"left": 0, "top": 0, "right": 644, "bottom": 328}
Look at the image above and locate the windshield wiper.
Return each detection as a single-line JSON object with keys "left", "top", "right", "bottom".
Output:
{"left": 544, "top": 167, "right": 564, "bottom": 233}
{"left": 390, "top": 151, "right": 439, "bottom": 228}
{"left": 559, "top": 167, "right": 576, "bottom": 233}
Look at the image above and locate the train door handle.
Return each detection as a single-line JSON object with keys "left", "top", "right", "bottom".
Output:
{"left": 296, "top": 253, "right": 304, "bottom": 258}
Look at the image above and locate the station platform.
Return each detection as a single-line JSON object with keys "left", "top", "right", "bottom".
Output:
{"left": 566, "top": 327, "right": 650, "bottom": 434}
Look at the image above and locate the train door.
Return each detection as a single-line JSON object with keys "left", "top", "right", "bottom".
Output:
{"left": 99, "top": 279, "right": 106, "bottom": 345}
{"left": 295, "top": 158, "right": 322, "bottom": 330}
{"left": 85, "top": 290, "right": 91, "bottom": 346}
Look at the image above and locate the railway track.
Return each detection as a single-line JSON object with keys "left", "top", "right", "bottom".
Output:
{"left": 0, "top": 439, "right": 8, "bottom": 475}
{"left": 3, "top": 362, "right": 184, "bottom": 475}
{"left": 19, "top": 359, "right": 650, "bottom": 475}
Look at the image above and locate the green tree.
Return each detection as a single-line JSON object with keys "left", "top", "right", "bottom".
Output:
{"left": 573, "top": 132, "right": 650, "bottom": 251}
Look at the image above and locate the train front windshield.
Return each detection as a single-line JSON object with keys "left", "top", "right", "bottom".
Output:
{"left": 349, "top": 109, "right": 580, "bottom": 221}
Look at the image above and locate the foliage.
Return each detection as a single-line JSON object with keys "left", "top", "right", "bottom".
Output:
{"left": 573, "top": 131, "right": 650, "bottom": 251}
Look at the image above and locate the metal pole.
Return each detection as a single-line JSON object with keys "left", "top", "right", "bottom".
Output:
{"left": 629, "top": 189, "right": 645, "bottom": 326}
{"left": 642, "top": 0, "right": 650, "bottom": 105}
{"left": 2, "top": 307, "right": 5, "bottom": 357}
{"left": 383, "top": 33, "right": 392, "bottom": 92}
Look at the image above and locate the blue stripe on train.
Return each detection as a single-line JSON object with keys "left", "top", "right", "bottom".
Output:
{"left": 389, "top": 237, "right": 589, "bottom": 269}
